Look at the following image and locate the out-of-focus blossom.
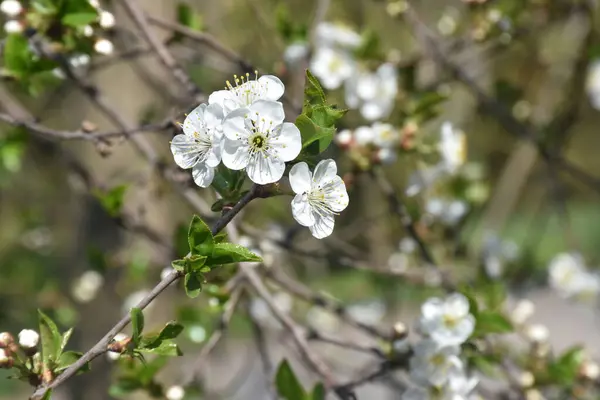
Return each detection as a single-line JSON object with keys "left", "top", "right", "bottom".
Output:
{"left": 419, "top": 293, "right": 475, "bottom": 347}
{"left": 345, "top": 63, "right": 398, "bottom": 121}
{"left": 94, "top": 38, "right": 114, "bottom": 55}
{"left": 283, "top": 42, "right": 309, "bottom": 66}
{"left": 346, "top": 300, "right": 386, "bottom": 326}
{"left": 315, "top": 22, "right": 362, "bottom": 50}
{"left": 0, "top": 0, "right": 22, "bottom": 17}
{"left": 310, "top": 46, "right": 356, "bottom": 90}
{"left": 71, "top": 270, "right": 104, "bottom": 303}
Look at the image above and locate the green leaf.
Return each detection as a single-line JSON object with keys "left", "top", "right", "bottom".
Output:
{"left": 184, "top": 272, "right": 203, "bottom": 298}
{"left": 296, "top": 114, "right": 336, "bottom": 155}
{"left": 303, "top": 70, "right": 326, "bottom": 106}
{"left": 38, "top": 310, "right": 63, "bottom": 366}
{"left": 276, "top": 360, "right": 306, "bottom": 400}
{"left": 139, "top": 341, "right": 182, "bottom": 357}
{"left": 171, "top": 259, "right": 186, "bottom": 272}
{"left": 208, "top": 243, "right": 262, "bottom": 266}
{"left": 188, "top": 215, "right": 214, "bottom": 256}
{"left": 142, "top": 322, "right": 184, "bottom": 349}
{"left": 176, "top": 3, "right": 202, "bottom": 31}
{"left": 62, "top": 12, "right": 98, "bottom": 27}
{"left": 3, "top": 34, "right": 32, "bottom": 77}
{"left": 109, "top": 377, "right": 142, "bottom": 397}
{"left": 60, "top": 328, "right": 73, "bottom": 353}
{"left": 55, "top": 351, "right": 90, "bottom": 374}
{"left": 41, "top": 389, "right": 53, "bottom": 400}
{"left": 311, "top": 383, "right": 326, "bottom": 400}
{"left": 214, "top": 233, "right": 228, "bottom": 243}
{"left": 548, "top": 346, "right": 584, "bottom": 385}
{"left": 130, "top": 308, "right": 144, "bottom": 346}
{"left": 475, "top": 311, "right": 513, "bottom": 336}
{"left": 94, "top": 185, "right": 127, "bottom": 217}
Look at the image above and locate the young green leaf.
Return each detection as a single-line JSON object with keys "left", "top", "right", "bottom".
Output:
{"left": 141, "top": 322, "right": 184, "bottom": 349}
{"left": 311, "top": 383, "right": 326, "bottom": 400}
{"left": 176, "top": 3, "right": 203, "bottom": 31}
{"left": 55, "top": 351, "right": 90, "bottom": 374}
{"left": 94, "top": 185, "right": 127, "bottom": 217}
{"left": 139, "top": 341, "right": 182, "bottom": 357}
{"left": 62, "top": 12, "right": 98, "bottom": 27}
{"left": 208, "top": 243, "right": 262, "bottom": 266}
{"left": 184, "top": 272, "right": 204, "bottom": 298}
{"left": 4, "top": 34, "right": 32, "bottom": 77}
{"left": 38, "top": 310, "right": 63, "bottom": 366}
{"left": 275, "top": 360, "right": 306, "bottom": 400}
{"left": 474, "top": 311, "right": 513, "bottom": 336}
{"left": 60, "top": 328, "right": 74, "bottom": 354}
{"left": 130, "top": 308, "right": 145, "bottom": 346}
{"left": 188, "top": 215, "right": 215, "bottom": 256}
{"left": 303, "top": 70, "right": 326, "bottom": 107}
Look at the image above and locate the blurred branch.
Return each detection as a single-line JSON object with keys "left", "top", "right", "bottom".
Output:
{"left": 118, "top": 0, "right": 201, "bottom": 98}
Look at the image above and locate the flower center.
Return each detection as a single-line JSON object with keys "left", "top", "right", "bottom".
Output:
{"left": 328, "top": 56, "right": 344, "bottom": 73}
{"left": 225, "top": 71, "right": 265, "bottom": 106}
{"left": 250, "top": 133, "right": 267, "bottom": 151}
{"left": 306, "top": 185, "right": 339, "bottom": 216}
{"left": 442, "top": 314, "right": 459, "bottom": 329}
{"left": 430, "top": 354, "right": 446, "bottom": 366}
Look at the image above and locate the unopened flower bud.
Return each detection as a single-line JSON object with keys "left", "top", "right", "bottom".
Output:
{"left": 4, "top": 20, "right": 23, "bottom": 34}
{"left": 107, "top": 333, "right": 130, "bottom": 359}
{"left": 0, "top": 348, "right": 12, "bottom": 368}
{"left": 511, "top": 299, "right": 535, "bottom": 326}
{"left": 18, "top": 329, "right": 39, "bottom": 350}
{"left": 0, "top": 332, "right": 14, "bottom": 348}
{"left": 526, "top": 324, "right": 549, "bottom": 343}
{"left": 82, "top": 25, "right": 94, "bottom": 37}
{"left": 0, "top": 0, "right": 22, "bottom": 17}
{"left": 392, "top": 321, "right": 408, "bottom": 339}
{"left": 335, "top": 129, "right": 354, "bottom": 149}
{"left": 519, "top": 371, "right": 535, "bottom": 388}
{"left": 525, "top": 389, "right": 544, "bottom": 400}
{"left": 81, "top": 120, "right": 97, "bottom": 133}
{"left": 99, "top": 11, "right": 115, "bottom": 29}
{"left": 580, "top": 360, "right": 600, "bottom": 381}
{"left": 94, "top": 38, "right": 114, "bottom": 55}
{"left": 166, "top": 385, "right": 185, "bottom": 400}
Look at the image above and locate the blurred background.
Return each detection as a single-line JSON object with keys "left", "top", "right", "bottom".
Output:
{"left": 1, "top": 0, "right": 600, "bottom": 399}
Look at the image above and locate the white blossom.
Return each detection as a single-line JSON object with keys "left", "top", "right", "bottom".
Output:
{"left": 18, "top": 329, "right": 39, "bottom": 349}
{"left": 209, "top": 73, "right": 285, "bottom": 115}
{"left": 445, "top": 364, "right": 479, "bottom": 399}
{"left": 426, "top": 198, "right": 469, "bottom": 226}
{"left": 345, "top": 63, "right": 398, "bottom": 121}
{"left": 371, "top": 122, "right": 400, "bottom": 148}
{"left": 171, "top": 103, "right": 224, "bottom": 187}
{"left": 510, "top": 299, "right": 535, "bottom": 326}
{"left": 335, "top": 129, "right": 354, "bottom": 147}
{"left": 419, "top": 293, "right": 475, "bottom": 347}
{"left": 586, "top": 60, "right": 600, "bottom": 110}
{"left": 222, "top": 100, "right": 301, "bottom": 184}
{"left": 82, "top": 25, "right": 94, "bottom": 37}
{"left": 289, "top": 159, "right": 349, "bottom": 239}
{"left": 310, "top": 46, "right": 355, "bottom": 90}
{"left": 525, "top": 323, "right": 549, "bottom": 343}
{"left": 188, "top": 325, "right": 206, "bottom": 343}
{"left": 88, "top": 0, "right": 100, "bottom": 8}
{"left": 405, "top": 166, "right": 444, "bottom": 197}
{"left": 94, "top": 38, "right": 114, "bottom": 55}
{"left": 0, "top": 0, "right": 21, "bottom": 17}
{"left": 354, "top": 126, "right": 375, "bottom": 146}
{"left": 99, "top": 10, "right": 115, "bottom": 29}
{"left": 284, "top": 42, "right": 309, "bottom": 66}
{"left": 548, "top": 252, "right": 600, "bottom": 300}
{"left": 346, "top": 300, "right": 386, "bottom": 326}
{"left": 315, "top": 22, "right": 362, "bottom": 50}
{"left": 71, "top": 270, "right": 104, "bottom": 303}
{"left": 166, "top": 385, "right": 185, "bottom": 400}
{"left": 410, "top": 340, "right": 462, "bottom": 387}
{"left": 439, "top": 122, "right": 466, "bottom": 173}
{"left": 376, "top": 147, "right": 397, "bottom": 165}
{"left": 4, "top": 19, "right": 22, "bottom": 34}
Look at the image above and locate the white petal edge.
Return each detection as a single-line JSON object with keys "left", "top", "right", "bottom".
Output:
{"left": 291, "top": 193, "right": 315, "bottom": 226}
{"left": 192, "top": 163, "right": 215, "bottom": 188}
{"left": 170, "top": 134, "right": 198, "bottom": 169}
{"left": 289, "top": 162, "right": 312, "bottom": 194}
{"left": 309, "top": 212, "right": 335, "bottom": 239}
{"left": 249, "top": 100, "right": 285, "bottom": 126}
{"left": 222, "top": 138, "right": 250, "bottom": 170}
{"left": 258, "top": 75, "right": 285, "bottom": 101}
{"left": 222, "top": 107, "right": 251, "bottom": 140}
{"left": 270, "top": 123, "right": 302, "bottom": 161}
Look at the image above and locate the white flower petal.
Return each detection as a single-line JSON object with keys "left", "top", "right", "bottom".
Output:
{"left": 170, "top": 134, "right": 199, "bottom": 169}
{"left": 222, "top": 138, "right": 250, "bottom": 170}
{"left": 289, "top": 162, "right": 312, "bottom": 194}
{"left": 223, "top": 107, "right": 251, "bottom": 140}
{"left": 270, "top": 123, "right": 302, "bottom": 161}
{"left": 312, "top": 159, "right": 338, "bottom": 185}
{"left": 323, "top": 176, "right": 349, "bottom": 212}
{"left": 258, "top": 75, "right": 285, "bottom": 101}
{"left": 249, "top": 100, "right": 285, "bottom": 125}
{"left": 309, "top": 212, "right": 335, "bottom": 239}
{"left": 291, "top": 194, "right": 315, "bottom": 226}
{"left": 421, "top": 297, "right": 443, "bottom": 320}
{"left": 205, "top": 142, "right": 221, "bottom": 167}
{"left": 445, "top": 293, "right": 470, "bottom": 318}
{"left": 192, "top": 163, "right": 215, "bottom": 188}
{"left": 246, "top": 152, "right": 285, "bottom": 184}
{"left": 208, "top": 90, "right": 231, "bottom": 108}
{"left": 204, "top": 103, "right": 224, "bottom": 127}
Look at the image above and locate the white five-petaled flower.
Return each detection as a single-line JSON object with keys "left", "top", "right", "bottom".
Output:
{"left": 171, "top": 103, "right": 224, "bottom": 187}
{"left": 548, "top": 252, "right": 600, "bottom": 300}
{"left": 222, "top": 100, "right": 301, "bottom": 184}
{"left": 289, "top": 159, "right": 349, "bottom": 239}
{"left": 419, "top": 293, "right": 475, "bottom": 347}
{"left": 439, "top": 122, "right": 467, "bottom": 173}
{"left": 315, "top": 22, "right": 362, "bottom": 50}
{"left": 209, "top": 73, "right": 285, "bottom": 115}
{"left": 410, "top": 340, "right": 462, "bottom": 387}
{"left": 345, "top": 63, "right": 398, "bottom": 121}
{"left": 0, "top": 0, "right": 21, "bottom": 16}
{"left": 18, "top": 329, "right": 39, "bottom": 349}
{"left": 310, "top": 46, "right": 356, "bottom": 90}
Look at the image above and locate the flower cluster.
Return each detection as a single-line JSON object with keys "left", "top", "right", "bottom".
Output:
{"left": 336, "top": 122, "right": 400, "bottom": 166}
{"left": 0, "top": 329, "right": 40, "bottom": 369}
{"left": 403, "top": 293, "right": 478, "bottom": 399}
{"left": 171, "top": 73, "right": 349, "bottom": 239}
{"left": 1, "top": 0, "right": 22, "bottom": 33}
{"left": 548, "top": 252, "right": 600, "bottom": 302}
{"left": 310, "top": 22, "right": 398, "bottom": 121}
